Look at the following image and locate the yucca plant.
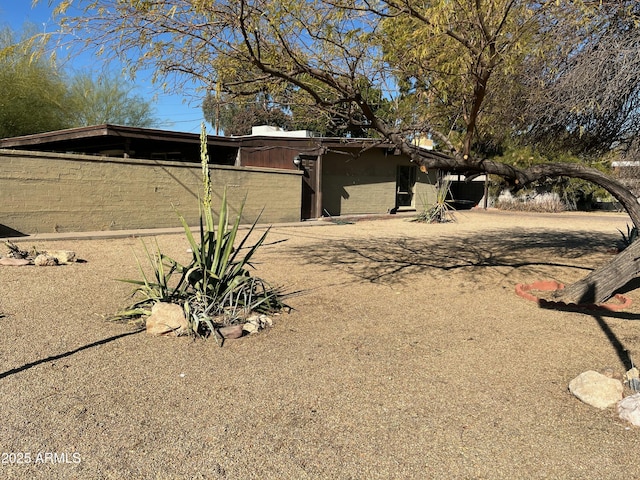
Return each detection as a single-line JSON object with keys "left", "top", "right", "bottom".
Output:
{"left": 112, "top": 124, "right": 287, "bottom": 337}
{"left": 413, "top": 175, "right": 456, "bottom": 223}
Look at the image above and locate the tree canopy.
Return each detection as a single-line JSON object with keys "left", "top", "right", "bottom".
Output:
{"left": 0, "top": 26, "right": 70, "bottom": 137}
{"left": 67, "top": 72, "right": 157, "bottom": 128}
{"left": 36, "top": 2, "right": 640, "bottom": 206}
{"left": 513, "top": 1, "right": 640, "bottom": 159}
{"left": 0, "top": 23, "right": 158, "bottom": 137}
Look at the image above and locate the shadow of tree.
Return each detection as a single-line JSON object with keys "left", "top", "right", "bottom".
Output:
{"left": 0, "top": 329, "right": 143, "bottom": 380}
{"left": 284, "top": 228, "right": 618, "bottom": 286}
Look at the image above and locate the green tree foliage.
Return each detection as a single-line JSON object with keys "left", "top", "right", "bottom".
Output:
{"left": 0, "top": 26, "right": 70, "bottom": 137}
{"left": 67, "top": 72, "right": 157, "bottom": 127}
{"left": 0, "top": 24, "right": 158, "bottom": 137}
{"left": 202, "top": 86, "right": 386, "bottom": 137}
{"left": 202, "top": 91, "right": 291, "bottom": 135}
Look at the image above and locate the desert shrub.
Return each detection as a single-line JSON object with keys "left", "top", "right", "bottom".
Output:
{"left": 113, "top": 124, "right": 287, "bottom": 337}
{"left": 493, "top": 190, "right": 568, "bottom": 213}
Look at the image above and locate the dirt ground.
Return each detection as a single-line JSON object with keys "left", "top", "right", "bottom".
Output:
{"left": 2, "top": 208, "right": 640, "bottom": 479}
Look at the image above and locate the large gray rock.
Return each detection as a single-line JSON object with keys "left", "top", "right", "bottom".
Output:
{"left": 618, "top": 393, "right": 640, "bottom": 427}
{"left": 146, "top": 302, "right": 189, "bottom": 336}
{"left": 569, "top": 370, "right": 623, "bottom": 409}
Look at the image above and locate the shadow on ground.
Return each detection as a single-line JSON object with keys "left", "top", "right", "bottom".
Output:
{"left": 284, "top": 228, "right": 619, "bottom": 285}
{"left": 0, "top": 329, "right": 143, "bottom": 380}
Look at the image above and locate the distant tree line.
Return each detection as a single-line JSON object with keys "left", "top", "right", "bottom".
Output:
{"left": 0, "top": 24, "right": 157, "bottom": 138}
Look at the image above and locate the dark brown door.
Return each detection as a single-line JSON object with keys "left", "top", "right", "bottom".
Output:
{"left": 300, "top": 156, "right": 317, "bottom": 219}
{"left": 396, "top": 165, "right": 417, "bottom": 208}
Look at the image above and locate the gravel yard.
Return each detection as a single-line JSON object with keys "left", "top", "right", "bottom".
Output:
{"left": 1, "top": 208, "right": 640, "bottom": 479}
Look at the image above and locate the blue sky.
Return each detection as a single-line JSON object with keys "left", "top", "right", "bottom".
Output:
{"left": 0, "top": 1, "right": 207, "bottom": 134}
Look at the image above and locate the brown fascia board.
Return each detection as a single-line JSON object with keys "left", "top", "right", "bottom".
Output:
{"left": 0, "top": 124, "right": 197, "bottom": 146}
{"left": 0, "top": 124, "right": 113, "bottom": 147}
{"left": 0, "top": 124, "right": 238, "bottom": 149}
{"left": 0, "top": 125, "right": 451, "bottom": 162}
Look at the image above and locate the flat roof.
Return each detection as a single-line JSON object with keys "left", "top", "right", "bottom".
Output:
{"left": 0, "top": 124, "right": 451, "bottom": 163}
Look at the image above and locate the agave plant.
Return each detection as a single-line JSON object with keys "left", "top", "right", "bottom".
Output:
{"left": 112, "top": 124, "right": 287, "bottom": 338}
{"left": 617, "top": 224, "right": 639, "bottom": 251}
{"left": 112, "top": 238, "right": 183, "bottom": 321}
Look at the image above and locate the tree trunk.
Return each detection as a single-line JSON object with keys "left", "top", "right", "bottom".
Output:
{"left": 556, "top": 240, "right": 640, "bottom": 304}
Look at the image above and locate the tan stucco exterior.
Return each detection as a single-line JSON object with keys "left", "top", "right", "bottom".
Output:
{"left": 0, "top": 149, "right": 302, "bottom": 235}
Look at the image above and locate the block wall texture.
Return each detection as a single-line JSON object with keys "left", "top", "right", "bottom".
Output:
{"left": 0, "top": 150, "right": 302, "bottom": 234}
{"left": 321, "top": 150, "right": 436, "bottom": 215}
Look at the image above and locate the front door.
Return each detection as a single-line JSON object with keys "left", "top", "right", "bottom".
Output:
{"left": 301, "top": 156, "right": 318, "bottom": 219}
{"left": 396, "top": 165, "right": 417, "bottom": 209}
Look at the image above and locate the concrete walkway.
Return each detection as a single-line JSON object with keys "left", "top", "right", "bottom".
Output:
{"left": 0, "top": 212, "right": 417, "bottom": 242}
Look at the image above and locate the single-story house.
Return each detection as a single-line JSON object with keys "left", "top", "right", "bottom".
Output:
{"left": 0, "top": 124, "right": 479, "bottom": 235}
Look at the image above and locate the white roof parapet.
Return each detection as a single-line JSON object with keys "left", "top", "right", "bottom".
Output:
{"left": 250, "top": 125, "right": 315, "bottom": 137}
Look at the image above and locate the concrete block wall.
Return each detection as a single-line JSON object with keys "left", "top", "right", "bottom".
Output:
{"left": 0, "top": 149, "right": 302, "bottom": 235}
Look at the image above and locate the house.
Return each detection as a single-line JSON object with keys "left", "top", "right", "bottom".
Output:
{"left": 0, "top": 124, "right": 455, "bottom": 235}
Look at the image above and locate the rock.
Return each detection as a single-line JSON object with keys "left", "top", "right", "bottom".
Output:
{"left": 242, "top": 322, "right": 259, "bottom": 335}
{"left": 34, "top": 254, "right": 59, "bottom": 266}
{"left": 145, "top": 302, "right": 189, "bottom": 336}
{"left": 243, "top": 314, "right": 273, "bottom": 334}
{"left": 47, "top": 250, "right": 76, "bottom": 264}
{"left": 0, "top": 257, "right": 31, "bottom": 266}
{"left": 218, "top": 325, "right": 244, "bottom": 339}
{"left": 624, "top": 367, "right": 640, "bottom": 391}
{"left": 569, "top": 370, "right": 623, "bottom": 409}
{"left": 618, "top": 393, "right": 640, "bottom": 426}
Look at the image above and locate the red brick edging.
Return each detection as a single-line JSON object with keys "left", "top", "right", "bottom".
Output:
{"left": 515, "top": 280, "right": 632, "bottom": 312}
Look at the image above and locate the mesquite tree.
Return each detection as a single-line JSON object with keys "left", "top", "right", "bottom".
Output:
{"left": 41, "top": 0, "right": 640, "bottom": 303}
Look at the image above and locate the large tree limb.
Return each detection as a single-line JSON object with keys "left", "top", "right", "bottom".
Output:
{"left": 558, "top": 240, "right": 640, "bottom": 304}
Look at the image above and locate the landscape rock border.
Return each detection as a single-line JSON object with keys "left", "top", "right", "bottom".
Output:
{"left": 1, "top": 241, "right": 78, "bottom": 267}
{"left": 515, "top": 280, "right": 632, "bottom": 312}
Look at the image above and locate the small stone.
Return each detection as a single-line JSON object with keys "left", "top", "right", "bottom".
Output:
{"left": 624, "top": 367, "right": 639, "bottom": 382}
{"left": 218, "top": 325, "right": 244, "bottom": 339}
{"left": 242, "top": 314, "right": 272, "bottom": 334}
{"left": 569, "top": 370, "right": 623, "bottom": 409}
{"left": 47, "top": 250, "right": 76, "bottom": 264}
{"left": 34, "top": 254, "right": 59, "bottom": 266}
{"left": 624, "top": 367, "right": 640, "bottom": 392}
{"left": 145, "top": 302, "right": 189, "bottom": 336}
{"left": 0, "top": 257, "right": 31, "bottom": 266}
{"left": 618, "top": 393, "right": 640, "bottom": 426}
{"left": 242, "top": 322, "right": 259, "bottom": 335}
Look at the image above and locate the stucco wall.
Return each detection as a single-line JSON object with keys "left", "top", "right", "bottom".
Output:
{"left": 322, "top": 150, "right": 436, "bottom": 215}
{"left": 0, "top": 149, "right": 302, "bottom": 235}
